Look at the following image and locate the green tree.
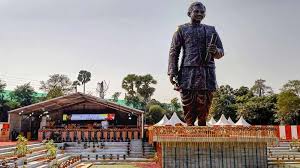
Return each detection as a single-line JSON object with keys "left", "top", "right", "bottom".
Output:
{"left": 77, "top": 70, "right": 91, "bottom": 94}
{"left": 40, "top": 74, "right": 72, "bottom": 95}
{"left": 234, "top": 86, "right": 254, "bottom": 104}
{"left": 122, "top": 74, "right": 140, "bottom": 108}
{"left": 170, "top": 97, "right": 181, "bottom": 112}
{"left": 276, "top": 91, "right": 300, "bottom": 124}
{"left": 145, "top": 104, "right": 165, "bottom": 124}
{"left": 111, "top": 92, "right": 121, "bottom": 102}
{"left": 135, "top": 74, "right": 157, "bottom": 106}
{"left": 237, "top": 95, "right": 277, "bottom": 125}
{"left": 281, "top": 80, "right": 300, "bottom": 97}
{"left": 0, "top": 79, "right": 6, "bottom": 93}
{"left": 122, "top": 74, "right": 157, "bottom": 110}
{"left": 251, "top": 79, "right": 273, "bottom": 97}
{"left": 0, "top": 80, "right": 9, "bottom": 121}
{"left": 234, "top": 86, "right": 251, "bottom": 97}
{"left": 72, "top": 80, "right": 81, "bottom": 93}
{"left": 210, "top": 85, "right": 237, "bottom": 120}
{"left": 5, "top": 101, "right": 20, "bottom": 110}
{"left": 169, "top": 97, "right": 183, "bottom": 119}
{"left": 46, "top": 87, "right": 64, "bottom": 100}
{"left": 10, "top": 83, "right": 36, "bottom": 106}
{"left": 146, "top": 99, "right": 162, "bottom": 112}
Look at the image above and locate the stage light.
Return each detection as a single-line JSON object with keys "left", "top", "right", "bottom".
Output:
{"left": 128, "top": 113, "right": 132, "bottom": 120}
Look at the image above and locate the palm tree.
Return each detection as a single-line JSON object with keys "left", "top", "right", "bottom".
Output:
{"left": 77, "top": 70, "right": 91, "bottom": 94}
{"left": 72, "top": 80, "right": 81, "bottom": 93}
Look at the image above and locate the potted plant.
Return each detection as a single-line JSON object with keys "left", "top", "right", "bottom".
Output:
{"left": 45, "top": 140, "right": 57, "bottom": 161}
{"left": 14, "top": 135, "right": 29, "bottom": 166}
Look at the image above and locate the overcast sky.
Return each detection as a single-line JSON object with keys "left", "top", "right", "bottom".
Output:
{"left": 0, "top": 0, "right": 299, "bottom": 102}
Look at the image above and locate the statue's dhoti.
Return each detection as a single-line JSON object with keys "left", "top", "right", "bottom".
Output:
{"left": 180, "top": 90, "right": 213, "bottom": 126}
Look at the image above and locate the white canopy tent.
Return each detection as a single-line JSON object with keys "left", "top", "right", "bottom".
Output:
{"left": 193, "top": 119, "right": 205, "bottom": 126}
{"left": 154, "top": 115, "right": 169, "bottom": 126}
{"left": 235, "top": 116, "right": 251, "bottom": 126}
{"left": 165, "top": 112, "right": 186, "bottom": 126}
{"left": 194, "top": 119, "right": 198, "bottom": 126}
{"left": 207, "top": 117, "right": 217, "bottom": 126}
{"left": 227, "top": 117, "right": 235, "bottom": 125}
{"left": 214, "top": 114, "right": 231, "bottom": 126}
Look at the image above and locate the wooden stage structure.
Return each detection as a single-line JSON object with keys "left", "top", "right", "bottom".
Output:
{"left": 8, "top": 93, "right": 144, "bottom": 141}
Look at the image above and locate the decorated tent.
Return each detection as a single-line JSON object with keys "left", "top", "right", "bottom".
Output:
{"left": 214, "top": 114, "right": 231, "bottom": 126}
{"left": 165, "top": 112, "right": 186, "bottom": 126}
{"left": 194, "top": 119, "right": 198, "bottom": 126}
{"left": 207, "top": 117, "right": 217, "bottom": 126}
{"left": 235, "top": 116, "right": 251, "bottom": 126}
{"left": 154, "top": 115, "right": 169, "bottom": 126}
{"left": 227, "top": 117, "right": 235, "bottom": 125}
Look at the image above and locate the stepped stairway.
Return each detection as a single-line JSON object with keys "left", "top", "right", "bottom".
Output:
{"left": 63, "top": 140, "right": 155, "bottom": 162}
{"left": 0, "top": 143, "right": 45, "bottom": 167}
{"left": 129, "top": 139, "right": 143, "bottom": 158}
{"left": 64, "top": 141, "right": 129, "bottom": 161}
{"left": 268, "top": 142, "right": 300, "bottom": 168}
{"left": 0, "top": 142, "right": 74, "bottom": 168}
{"left": 0, "top": 143, "right": 43, "bottom": 159}
{"left": 142, "top": 141, "right": 155, "bottom": 159}
{"left": 0, "top": 140, "right": 155, "bottom": 167}
{"left": 20, "top": 153, "right": 71, "bottom": 168}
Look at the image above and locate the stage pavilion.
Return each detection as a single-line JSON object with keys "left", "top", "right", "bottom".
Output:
{"left": 8, "top": 92, "right": 144, "bottom": 142}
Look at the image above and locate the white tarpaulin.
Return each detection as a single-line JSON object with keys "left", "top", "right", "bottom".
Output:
{"left": 165, "top": 112, "right": 186, "bottom": 126}
{"left": 214, "top": 114, "right": 231, "bottom": 126}
{"left": 154, "top": 115, "right": 169, "bottom": 126}
{"left": 227, "top": 117, "right": 235, "bottom": 125}
{"left": 235, "top": 116, "right": 251, "bottom": 126}
{"left": 194, "top": 119, "right": 198, "bottom": 126}
{"left": 193, "top": 119, "right": 205, "bottom": 126}
{"left": 207, "top": 117, "right": 217, "bottom": 126}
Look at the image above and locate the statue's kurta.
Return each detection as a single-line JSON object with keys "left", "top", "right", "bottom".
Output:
{"left": 168, "top": 23, "right": 223, "bottom": 91}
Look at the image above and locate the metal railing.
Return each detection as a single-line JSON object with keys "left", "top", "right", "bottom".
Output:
{"left": 149, "top": 126, "right": 278, "bottom": 145}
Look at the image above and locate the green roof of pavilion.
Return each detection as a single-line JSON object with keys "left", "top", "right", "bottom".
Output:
{"left": 0, "top": 90, "right": 46, "bottom": 100}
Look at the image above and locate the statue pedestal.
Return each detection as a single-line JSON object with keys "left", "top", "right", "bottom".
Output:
{"left": 149, "top": 126, "right": 278, "bottom": 168}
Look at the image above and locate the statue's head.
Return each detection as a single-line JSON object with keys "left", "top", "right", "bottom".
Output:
{"left": 187, "top": 2, "right": 206, "bottom": 22}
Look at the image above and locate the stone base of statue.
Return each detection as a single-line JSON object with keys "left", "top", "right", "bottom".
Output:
{"left": 149, "top": 126, "right": 278, "bottom": 168}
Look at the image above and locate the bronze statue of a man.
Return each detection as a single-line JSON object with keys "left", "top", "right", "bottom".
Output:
{"left": 168, "top": 2, "right": 224, "bottom": 126}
